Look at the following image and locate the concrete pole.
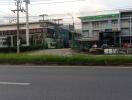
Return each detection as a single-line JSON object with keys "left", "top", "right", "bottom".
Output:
{"left": 130, "top": 16, "right": 132, "bottom": 45}
{"left": 72, "top": 16, "right": 75, "bottom": 31}
{"left": 25, "top": 1, "right": 30, "bottom": 46}
{"left": 17, "top": 0, "right": 20, "bottom": 54}
{"left": 11, "top": 35, "right": 14, "bottom": 47}
{"left": 67, "top": 13, "right": 75, "bottom": 31}
{"left": 118, "top": 12, "right": 121, "bottom": 48}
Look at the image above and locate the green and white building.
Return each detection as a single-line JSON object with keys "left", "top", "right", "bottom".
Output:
{"left": 79, "top": 10, "right": 132, "bottom": 45}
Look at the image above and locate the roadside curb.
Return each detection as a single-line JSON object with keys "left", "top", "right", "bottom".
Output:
{"left": 0, "top": 64, "right": 132, "bottom": 68}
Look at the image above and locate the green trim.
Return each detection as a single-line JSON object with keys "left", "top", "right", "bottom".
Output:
{"left": 79, "top": 13, "right": 119, "bottom": 21}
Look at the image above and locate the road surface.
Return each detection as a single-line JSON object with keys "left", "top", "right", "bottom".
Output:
{"left": 0, "top": 66, "right": 132, "bottom": 100}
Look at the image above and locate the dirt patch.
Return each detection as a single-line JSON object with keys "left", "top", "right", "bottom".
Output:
{"left": 29, "top": 48, "right": 75, "bottom": 56}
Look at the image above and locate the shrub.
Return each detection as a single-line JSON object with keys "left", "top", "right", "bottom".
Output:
{"left": 0, "top": 54, "right": 131, "bottom": 65}
{"left": 0, "top": 45, "right": 47, "bottom": 53}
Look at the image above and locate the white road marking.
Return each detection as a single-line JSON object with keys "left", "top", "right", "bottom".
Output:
{"left": 0, "top": 82, "right": 31, "bottom": 86}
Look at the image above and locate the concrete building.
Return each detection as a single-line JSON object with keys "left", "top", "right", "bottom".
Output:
{"left": 0, "top": 21, "right": 72, "bottom": 48}
{"left": 79, "top": 10, "right": 132, "bottom": 46}
{"left": 0, "top": 21, "right": 55, "bottom": 47}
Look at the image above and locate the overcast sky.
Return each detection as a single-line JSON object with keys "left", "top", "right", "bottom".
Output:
{"left": 0, "top": 0, "right": 132, "bottom": 29}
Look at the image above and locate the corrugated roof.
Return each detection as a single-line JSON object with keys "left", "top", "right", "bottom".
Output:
{"left": 0, "top": 21, "right": 54, "bottom": 27}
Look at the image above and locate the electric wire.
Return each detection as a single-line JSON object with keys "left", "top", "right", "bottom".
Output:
{"left": 30, "top": 0, "right": 86, "bottom": 5}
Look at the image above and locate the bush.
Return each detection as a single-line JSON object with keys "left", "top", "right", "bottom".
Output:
{"left": 0, "top": 45, "right": 47, "bottom": 53}
{"left": 0, "top": 54, "right": 131, "bottom": 65}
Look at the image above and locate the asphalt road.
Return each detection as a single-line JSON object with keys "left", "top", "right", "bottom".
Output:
{"left": 0, "top": 66, "right": 132, "bottom": 100}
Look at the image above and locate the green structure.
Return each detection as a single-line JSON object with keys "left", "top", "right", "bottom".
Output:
{"left": 79, "top": 13, "right": 119, "bottom": 21}
{"left": 78, "top": 10, "right": 132, "bottom": 50}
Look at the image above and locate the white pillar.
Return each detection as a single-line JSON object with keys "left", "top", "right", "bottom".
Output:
{"left": 25, "top": 1, "right": 30, "bottom": 46}
{"left": 89, "top": 22, "right": 93, "bottom": 38}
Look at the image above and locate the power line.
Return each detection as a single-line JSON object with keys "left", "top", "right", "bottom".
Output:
{"left": 30, "top": 0, "right": 86, "bottom": 5}
{"left": 0, "top": 0, "right": 85, "bottom": 5}
{"left": 0, "top": 10, "right": 14, "bottom": 17}
{"left": 1, "top": 7, "right": 132, "bottom": 18}
{"left": 31, "top": 0, "right": 52, "bottom": 2}
{"left": 1, "top": 7, "right": 132, "bottom": 21}
{"left": 1, "top": 15, "right": 79, "bottom": 19}
{"left": 0, "top": 1, "right": 14, "bottom": 2}
{"left": 0, "top": 1, "right": 14, "bottom": 5}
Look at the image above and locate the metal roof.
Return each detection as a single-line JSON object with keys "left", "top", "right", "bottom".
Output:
{"left": 0, "top": 21, "right": 55, "bottom": 27}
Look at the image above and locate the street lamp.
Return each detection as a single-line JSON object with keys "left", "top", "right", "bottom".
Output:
{"left": 67, "top": 13, "right": 75, "bottom": 31}
{"left": 67, "top": 13, "right": 75, "bottom": 48}
{"left": 39, "top": 14, "right": 48, "bottom": 44}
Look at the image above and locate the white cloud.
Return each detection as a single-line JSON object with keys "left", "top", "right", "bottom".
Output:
{"left": 1, "top": 0, "right": 132, "bottom": 28}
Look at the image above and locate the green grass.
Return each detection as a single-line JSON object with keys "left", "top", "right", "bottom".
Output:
{"left": 0, "top": 54, "right": 131, "bottom": 65}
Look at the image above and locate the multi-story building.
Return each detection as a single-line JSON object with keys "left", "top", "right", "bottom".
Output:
{"left": 79, "top": 10, "right": 132, "bottom": 46}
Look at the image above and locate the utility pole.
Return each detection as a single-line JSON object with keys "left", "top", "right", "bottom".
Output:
{"left": 130, "top": 16, "right": 132, "bottom": 45}
{"left": 39, "top": 14, "right": 48, "bottom": 44}
{"left": 118, "top": 12, "right": 121, "bottom": 48}
{"left": 23, "top": 0, "right": 30, "bottom": 46}
{"left": 11, "top": 0, "right": 25, "bottom": 54}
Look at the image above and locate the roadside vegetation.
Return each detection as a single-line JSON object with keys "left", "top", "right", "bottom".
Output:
{"left": 0, "top": 54, "right": 132, "bottom": 66}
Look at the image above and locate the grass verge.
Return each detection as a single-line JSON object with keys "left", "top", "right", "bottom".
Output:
{"left": 0, "top": 54, "right": 132, "bottom": 66}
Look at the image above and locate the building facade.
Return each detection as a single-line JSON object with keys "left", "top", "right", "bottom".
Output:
{"left": 0, "top": 21, "right": 54, "bottom": 47}
{"left": 79, "top": 10, "right": 132, "bottom": 46}
{"left": 0, "top": 21, "right": 72, "bottom": 48}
